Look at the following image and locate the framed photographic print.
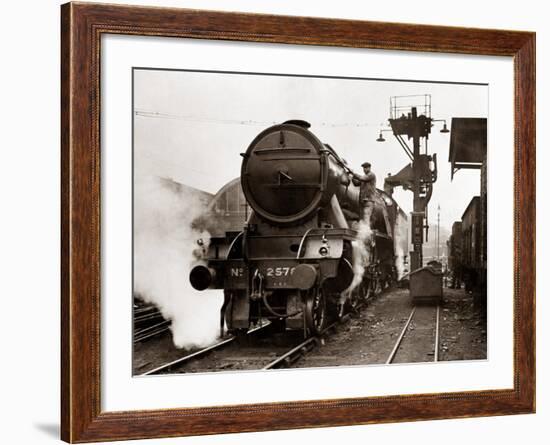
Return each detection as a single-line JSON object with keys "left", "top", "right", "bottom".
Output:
{"left": 61, "top": 2, "right": 535, "bottom": 442}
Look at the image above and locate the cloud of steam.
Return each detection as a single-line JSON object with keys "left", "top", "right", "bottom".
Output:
{"left": 394, "top": 212, "right": 409, "bottom": 280}
{"left": 134, "top": 175, "right": 223, "bottom": 349}
{"left": 346, "top": 209, "right": 373, "bottom": 293}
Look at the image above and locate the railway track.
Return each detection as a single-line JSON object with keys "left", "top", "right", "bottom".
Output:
{"left": 386, "top": 304, "right": 441, "bottom": 364}
{"left": 133, "top": 302, "right": 171, "bottom": 343}
{"left": 137, "top": 287, "right": 388, "bottom": 375}
{"left": 139, "top": 323, "right": 272, "bottom": 376}
{"left": 262, "top": 318, "right": 342, "bottom": 370}
{"left": 140, "top": 312, "right": 352, "bottom": 376}
{"left": 134, "top": 320, "right": 171, "bottom": 343}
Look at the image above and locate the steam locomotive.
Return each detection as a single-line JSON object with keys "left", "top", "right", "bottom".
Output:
{"left": 190, "top": 120, "right": 408, "bottom": 337}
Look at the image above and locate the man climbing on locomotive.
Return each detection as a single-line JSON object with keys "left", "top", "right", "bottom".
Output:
{"left": 356, "top": 162, "right": 377, "bottom": 220}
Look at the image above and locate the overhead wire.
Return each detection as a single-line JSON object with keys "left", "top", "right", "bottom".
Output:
{"left": 134, "top": 109, "right": 382, "bottom": 128}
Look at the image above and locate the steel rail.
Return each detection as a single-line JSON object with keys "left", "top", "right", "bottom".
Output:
{"left": 133, "top": 305, "right": 159, "bottom": 315}
{"left": 386, "top": 304, "right": 441, "bottom": 364}
{"left": 139, "top": 323, "right": 269, "bottom": 376}
{"left": 262, "top": 338, "right": 316, "bottom": 370}
{"left": 133, "top": 326, "right": 171, "bottom": 343}
{"left": 134, "top": 312, "right": 163, "bottom": 323}
{"left": 133, "top": 320, "right": 171, "bottom": 343}
{"left": 141, "top": 336, "right": 236, "bottom": 376}
{"left": 134, "top": 320, "right": 170, "bottom": 334}
{"left": 262, "top": 319, "right": 341, "bottom": 370}
{"left": 386, "top": 306, "right": 416, "bottom": 364}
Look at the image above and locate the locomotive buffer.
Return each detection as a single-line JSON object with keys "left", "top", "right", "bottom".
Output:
{"left": 378, "top": 95, "right": 449, "bottom": 303}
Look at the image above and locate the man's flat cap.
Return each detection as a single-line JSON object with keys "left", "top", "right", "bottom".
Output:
{"left": 361, "top": 162, "right": 371, "bottom": 168}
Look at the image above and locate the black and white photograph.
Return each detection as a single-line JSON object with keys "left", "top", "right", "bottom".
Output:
{"left": 2, "top": 0, "right": 544, "bottom": 443}
{"left": 132, "top": 68, "right": 488, "bottom": 376}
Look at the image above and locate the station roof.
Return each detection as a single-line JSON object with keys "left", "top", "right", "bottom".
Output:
{"left": 448, "top": 118, "right": 487, "bottom": 179}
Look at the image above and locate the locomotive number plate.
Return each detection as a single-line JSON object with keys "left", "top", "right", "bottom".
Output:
{"left": 260, "top": 262, "right": 298, "bottom": 288}
{"left": 265, "top": 266, "right": 295, "bottom": 277}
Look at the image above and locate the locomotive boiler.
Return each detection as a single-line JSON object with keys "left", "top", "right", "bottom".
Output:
{"left": 190, "top": 120, "right": 407, "bottom": 337}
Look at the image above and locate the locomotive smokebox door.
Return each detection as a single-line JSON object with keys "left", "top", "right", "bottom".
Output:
{"left": 409, "top": 265, "right": 443, "bottom": 305}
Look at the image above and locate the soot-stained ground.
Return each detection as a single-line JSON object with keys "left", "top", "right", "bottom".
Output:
{"left": 294, "top": 287, "right": 487, "bottom": 368}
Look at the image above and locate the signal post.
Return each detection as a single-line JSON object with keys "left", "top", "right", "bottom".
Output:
{"left": 378, "top": 95, "right": 448, "bottom": 303}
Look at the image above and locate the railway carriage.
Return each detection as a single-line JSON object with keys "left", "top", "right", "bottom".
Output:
{"left": 446, "top": 196, "right": 487, "bottom": 297}
{"left": 447, "top": 117, "right": 487, "bottom": 301}
{"left": 447, "top": 221, "right": 463, "bottom": 288}
{"left": 460, "top": 196, "right": 486, "bottom": 294}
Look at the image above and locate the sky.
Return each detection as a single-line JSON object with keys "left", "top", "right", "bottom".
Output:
{"left": 133, "top": 68, "right": 487, "bottom": 231}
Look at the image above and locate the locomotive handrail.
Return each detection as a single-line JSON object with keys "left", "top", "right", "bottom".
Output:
{"left": 296, "top": 228, "right": 316, "bottom": 259}
{"left": 296, "top": 228, "right": 330, "bottom": 259}
{"left": 322, "top": 145, "right": 355, "bottom": 176}
{"left": 226, "top": 231, "right": 244, "bottom": 259}
{"left": 254, "top": 147, "right": 311, "bottom": 154}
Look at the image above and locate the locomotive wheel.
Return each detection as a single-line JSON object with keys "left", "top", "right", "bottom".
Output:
{"left": 304, "top": 286, "right": 326, "bottom": 335}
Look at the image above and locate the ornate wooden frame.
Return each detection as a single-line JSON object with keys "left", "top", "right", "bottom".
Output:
{"left": 61, "top": 2, "right": 536, "bottom": 442}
